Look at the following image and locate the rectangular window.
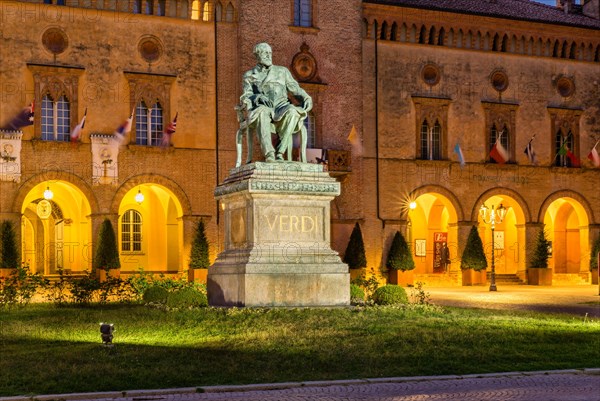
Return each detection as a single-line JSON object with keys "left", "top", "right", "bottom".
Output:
{"left": 294, "top": 0, "right": 311, "bottom": 27}
{"left": 41, "top": 94, "right": 71, "bottom": 141}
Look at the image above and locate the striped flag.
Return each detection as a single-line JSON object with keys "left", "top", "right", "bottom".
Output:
{"left": 2, "top": 101, "right": 34, "bottom": 130}
{"left": 453, "top": 142, "right": 465, "bottom": 168}
{"left": 160, "top": 112, "right": 178, "bottom": 148}
{"left": 114, "top": 109, "right": 134, "bottom": 143}
{"left": 490, "top": 130, "right": 509, "bottom": 164}
{"left": 70, "top": 108, "right": 87, "bottom": 143}
{"left": 587, "top": 141, "right": 599, "bottom": 167}
{"left": 523, "top": 135, "right": 537, "bottom": 165}
{"left": 490, "top": 141, "right": 509, "bottom": 164}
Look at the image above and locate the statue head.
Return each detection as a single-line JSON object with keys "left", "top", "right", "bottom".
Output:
{"left": 253, "top": 42, "right": 272, "bottom": 67}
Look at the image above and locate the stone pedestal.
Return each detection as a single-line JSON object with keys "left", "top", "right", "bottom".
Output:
{"left": 208, "top": 162, "right": 350, "bottom": 307}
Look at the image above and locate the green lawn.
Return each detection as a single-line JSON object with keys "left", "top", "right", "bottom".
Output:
{"left": 0, "top": 303, "right": 598, "bottom": 396}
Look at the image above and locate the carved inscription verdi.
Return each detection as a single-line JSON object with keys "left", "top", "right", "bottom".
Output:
{"left": 258, "top": 206, "right": 324, "bottom": 242}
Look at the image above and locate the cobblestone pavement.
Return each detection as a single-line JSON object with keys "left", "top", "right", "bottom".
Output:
{"left": 425, "top": 285, "right": 600, "bottom": 317}
{"left": 8, "top": 371, "right": 599, "bottom": 401}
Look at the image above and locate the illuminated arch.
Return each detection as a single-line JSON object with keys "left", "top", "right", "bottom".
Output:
{"left": 407, "top": 185, "right": 464, "bottom": 221}
{"left": 113, "top": 176, "right": 190, "bottom": 275}
{"left": 12, "top": 171, "right": 99, "bottom": 214}
{"left": 539, "top": 191, "right": 592, "bottom": 276}
{"left": 538, "top": 190, "right": 595, "bottom": 224}
{"left": 110, "top": 174, "right": 191, "bottom": 216}
{"left": 19, "top": 178, "right": 93, "bottom": 275}
{"left": 403, "top": 186, "right": 461, "bottom": 275}
{"left": 475, "top": 190, "right": 529, "bottom": 276}
{"left": 472, "top": 187, "right": 531, "bottom": 223}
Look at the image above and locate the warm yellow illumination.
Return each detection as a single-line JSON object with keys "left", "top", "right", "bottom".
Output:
{"left": 43, "top": 186, "right": 54, "bottom": 200}
{"left": 135, "top": 189, "right": 145, "bottom": 204}
{"left": 191, "top": 0, "right": 199, "bottom": 19}
{"left": 203, "top": 1, "right": 211, "bottom": 21}
{"left": 409, "top": 201, "right": 417, "bottom": 210}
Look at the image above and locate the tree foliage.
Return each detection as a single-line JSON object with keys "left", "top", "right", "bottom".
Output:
{"left": 0, "top": 220, "right": 20, "bottom": 269}
{"left": 189, "top": 220, "right": 210, "bottom": 269}
{"left": 460, "top": 226, "right": 488, "bottom": 271}
{"left": 93, "top": 219, "right": 120, "bottom": 271}
{"left": 386, "top": 230, "right": 415, "bottom": 271}
{"left": 344, "top": 223, "right": 367, "bottom": 269}
{"left": 529, "top": 226, "right": 551, "bottom": 269}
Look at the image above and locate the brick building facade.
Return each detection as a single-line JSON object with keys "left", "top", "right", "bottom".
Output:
{"left": 0, "top": 0, "right": 598, "bottom": 286}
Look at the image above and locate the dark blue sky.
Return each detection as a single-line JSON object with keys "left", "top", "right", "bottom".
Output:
{"left": 533, "top": 0, "right": 556, "bottom": 5}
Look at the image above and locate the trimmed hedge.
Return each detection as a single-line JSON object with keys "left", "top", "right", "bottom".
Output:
{"left": 372, "top": 285, "right": 408, "bottom": 305}
{"left": 166, "top": 287, "right": 208, "bottom": 309}
{"left": 142, "top": 286, "right": 169, "bottom": 304}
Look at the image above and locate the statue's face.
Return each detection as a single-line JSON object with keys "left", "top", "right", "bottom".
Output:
{"left": 256, "top": 47, "right": 272, "bottom": 67}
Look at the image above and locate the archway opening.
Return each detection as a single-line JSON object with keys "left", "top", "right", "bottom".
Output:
{"left": 477, "top": 194, "right": 526, "bottom": 276}
{"left": 118, "top": 183, "right": 184, "bottom": 275}
{"left": 543, "top": 197, "right": 589, "bottom": 275}
{"left": 408, "top": 193, "right": 458, "bottom": 275}
{"left": 21, "top": 181, "right": 92, "bottom": 276}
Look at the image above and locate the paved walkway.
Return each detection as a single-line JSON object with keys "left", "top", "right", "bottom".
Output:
{"left": 425, "top": 285, "right": 600, "bottom": 317}
{"left": 3, "top": 370, "right": 599, "bottom": 401}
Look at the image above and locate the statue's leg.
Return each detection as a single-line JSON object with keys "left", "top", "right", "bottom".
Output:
{"left": 245, "top": 125, "right": 253, "bottom": 164}
{"left": 275, "top": 109, "right": 301, "bottom": 160}
{"left": 300, "top": 125, "right": 307, "bottom": 163}
{"left": 255, "top": 109, "right": 276, "bottom": 162}
{"left": 235, "top": 128, "right": 243, "bottom": 167}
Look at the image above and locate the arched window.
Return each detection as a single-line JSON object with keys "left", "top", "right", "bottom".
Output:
{"left": 41, "top": 94, "right": 71, "bottom": 141}
{"left": 225, "top": 2, "right": 234, "bottom": 21}
{"left": 215, "top": 1, "right": 222, "bottom": 21}
{"left": 145, "top": 0, "right": 153, "bottom": 15}
{"left": 191, "top": 0, "right": 200, "bottom": 19}
{"left": 438, "top": 27, "right": 445, "bottom": 46}
{"left": 157, "top": 0, "right": 165, "bottom": 16}
{"left": 121, "top": 210, "right": 142, "bottom": 252}
{"left": 418, "top": 25, "right": 427, "bottom": 44}
{"left": 489, "top": 124, "right": 510, "bottom": 163}
{"left": 202, "top": 0, "right": 211, "bottom": 21}
{"left": 428, "top": 26, "right": 436, "bottom": 45}
{"left": 136, "top": 100, "right": 163, "bottom": 146}
{"left": 133, "top": 0, "right": 141, "bottom": 13}
{"left": 294, "top": 0, "right": 312, "bottom": 27}
{"left": 420, "top": 120, "right": 442, "bottom": 160}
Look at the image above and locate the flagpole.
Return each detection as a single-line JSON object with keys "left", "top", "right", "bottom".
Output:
{"left": 551, "top": 131, "right": 572, "bottom": 166}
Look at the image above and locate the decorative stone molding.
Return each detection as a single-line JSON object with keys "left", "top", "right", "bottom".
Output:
{"left": 481, "top": 100, "right": 519, "bottom": 162}
{"left": 411, "top": 95, "right": 452, "bottom": 160}
{"left": 90, "top": 134, "right": 120, "bottom": 186}
{"left": 0, "top": 130, "right": 23, "bottom": 182}
{"left": 547, "top": 106, "right": 582, "bottom": 159}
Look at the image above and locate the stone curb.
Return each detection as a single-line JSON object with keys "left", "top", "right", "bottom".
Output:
{"left": 2, "top": 369, "right": 597, "bottom": 400}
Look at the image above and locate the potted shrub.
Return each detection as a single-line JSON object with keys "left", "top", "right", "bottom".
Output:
{"left": 93, "top": 219, "right": 121, "bottom": 282}
{"left": 344, "top": 222, "right": 367, "bottom": 281}
{"left": 460, "top": 226, "right": 488, "bottom": 286}
{"left": 188, "top": 220, "right": 210, "bottom": 283}
{"left": 0, "top": 220, "right": 20, "bottom": 278}
{"left": 528, "top": 226, "right": 552, "bottom": 286}
{"left": 590, "top": 236, "right": 599, "bottom": 285}
{"left": 386, "top": 230, "right": 415, "bottom": 286}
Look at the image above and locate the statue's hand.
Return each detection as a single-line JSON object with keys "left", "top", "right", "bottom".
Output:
{"left": 303, "top": 97, "right": 313, "bottom": 112}
{"left": 255, "top": 94, "right": 273, "bottom": 108}
{"left": 242, "top": 99, "right": 252, "bottom": 111}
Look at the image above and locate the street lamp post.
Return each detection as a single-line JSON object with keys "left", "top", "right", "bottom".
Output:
{"left": 479, "top": 203, "right": 506, "bottom": 292}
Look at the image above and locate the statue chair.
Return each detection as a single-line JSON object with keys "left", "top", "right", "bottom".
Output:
{"left": 235, "top": 103, "right": 307, "bottom": 168}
